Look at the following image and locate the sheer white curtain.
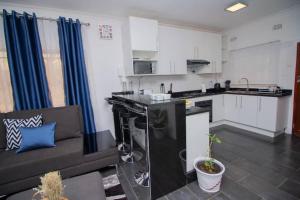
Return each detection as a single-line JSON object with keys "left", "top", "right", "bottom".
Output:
{"left": 0, "top": 17, "right": 14, "bottom": 113}
{"left": 38, "top": 19, "right": 65, "bottom": 107}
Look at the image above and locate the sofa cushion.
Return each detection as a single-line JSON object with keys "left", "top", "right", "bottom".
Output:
{"left": 3, "top": 115, "right": 43, "bottom": 150}
{"left": 17, "top": 122, "right": 56, "bottom": 153}
{"left": 0, "top": 113, "right": 7, "bottom": 150}
{"left": 5, "top": 106, "right": 83, "bottom": 141}
{"left": 0, "top": 137, "right": 83, "bottom": 185}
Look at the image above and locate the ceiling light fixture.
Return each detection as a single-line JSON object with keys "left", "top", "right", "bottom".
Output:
{"left": 225, "top": 2, "right": 248, "bottom": 12}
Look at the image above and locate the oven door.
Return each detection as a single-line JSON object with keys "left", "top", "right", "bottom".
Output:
{"left": 195, "top": 100, "right": 212, "bottom": 122}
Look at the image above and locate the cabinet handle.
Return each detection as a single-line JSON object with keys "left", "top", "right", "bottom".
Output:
{"left": 235, "top": 96, "right": 238, "bottom": 107}
{"left": 259, "top": 97, "right": 262, "bottom": 112}
{"left": 240, "top": 96, "right": 242, "bottom": 108}
{"left": 173, "top": 63, "right": 176, "bottom": 74}
{"left": 222, "top": 95, "right": 224, "bottom": 106}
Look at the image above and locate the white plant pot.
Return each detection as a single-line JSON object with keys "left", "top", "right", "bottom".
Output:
{"left": 193, "top": 157, "right": 225, "bottom": 193}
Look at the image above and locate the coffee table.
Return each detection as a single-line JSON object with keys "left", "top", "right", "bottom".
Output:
{"left": 7, "top": 172, "right": 106, "bottom": 200}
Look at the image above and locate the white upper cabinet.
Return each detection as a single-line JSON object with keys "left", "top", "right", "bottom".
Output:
{"left": 157, "top": 26, "right": 187, "bottom": 75}
{"left": 129, "top": 17, "right": 158, "bottom": 51}
{"left": 197, "top": 32, "right": 222, "bottom": 74}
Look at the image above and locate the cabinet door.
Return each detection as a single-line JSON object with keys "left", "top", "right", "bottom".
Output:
{"left": 213, "top": 95, "right": 224, "bottom": 122}
{"left": 257, "top": 97, "right": 278, "bottom": 131}
{"left": 224, "top": 94, "right": 239, "bottom": 122}
{"left": 157, "top": 26, "right": 175, "bottom": 74}
{"left": 129, "top": 17, "right": 158, "bottom": 51}
{"left": 239, "top": 95, "right": 258, "bottom": 127}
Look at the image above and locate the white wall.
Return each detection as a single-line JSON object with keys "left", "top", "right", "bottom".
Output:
{"left": 222, "top": 5, "right": 300, "bottom": 134}
{"left": 0, "top": 3, "right": 126, "bottom": 135}
{"left": 0, "top": 3, "right": 218, "bottom": 135}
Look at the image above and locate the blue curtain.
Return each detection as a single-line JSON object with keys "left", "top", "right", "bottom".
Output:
{"left": 57, "top": 17, "right": 97, "bottom": 153}
{"left": 3, "top": 10, "right": 52, "bottom": 111}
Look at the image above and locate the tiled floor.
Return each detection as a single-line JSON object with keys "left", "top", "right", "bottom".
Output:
{"left": 111, "top": 126, "right": 300, "bottom": 200}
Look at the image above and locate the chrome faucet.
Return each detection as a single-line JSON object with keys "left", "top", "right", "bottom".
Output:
{"left": 240, "top": 78, "right": 249, "bottom": 91}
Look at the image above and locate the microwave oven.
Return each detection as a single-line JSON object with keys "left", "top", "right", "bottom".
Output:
{"left": 133, "top": 60, "right": 156, "bottom": 75}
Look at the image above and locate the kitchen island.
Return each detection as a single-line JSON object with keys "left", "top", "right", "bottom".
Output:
{"left": 107, "top": 94, "right": 210, "bottom": 199}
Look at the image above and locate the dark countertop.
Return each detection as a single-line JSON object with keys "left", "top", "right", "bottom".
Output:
{"left": 186, "top": 106, "right": 210, "bottom": 116}
{"left": 171, "top": 88, "right": 292, "bottom": 99}
{"left": 112, "top": 94, "right": 185, "bottom": 106}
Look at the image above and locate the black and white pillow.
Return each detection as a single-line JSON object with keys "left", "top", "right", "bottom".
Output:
{"left": 3, "top": 115, "right": 43, "bottom": 150}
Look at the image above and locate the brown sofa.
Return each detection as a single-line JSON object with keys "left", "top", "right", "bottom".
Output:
{"left": 0, "top": 106, "right": 118, "bottom": 195}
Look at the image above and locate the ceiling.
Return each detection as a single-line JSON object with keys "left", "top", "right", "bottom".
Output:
{"left": 3, "top": 0, "right": 300, "bottom": 31}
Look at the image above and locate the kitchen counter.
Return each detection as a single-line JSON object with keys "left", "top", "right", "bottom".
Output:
{"left": 171, "top": 88, "right": 292, "bottom": 99}
{"left": 186, "top": 106, "right": 210, "bottom": 116}
{"left": 113, "top": 94, "right": 185, "bottom": 106}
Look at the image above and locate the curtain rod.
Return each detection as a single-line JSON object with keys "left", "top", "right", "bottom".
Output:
{"left": 0, "top": 12, "right": 90, "bottom": 26}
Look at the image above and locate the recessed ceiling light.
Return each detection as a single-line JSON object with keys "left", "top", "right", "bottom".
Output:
{"left": 225, "top": 2, "right": 248, "bottom": 12}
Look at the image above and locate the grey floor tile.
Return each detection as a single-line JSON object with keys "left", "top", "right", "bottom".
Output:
{"left": 167, "top": 186, "right": 198, "bottom": 200}
{"left": 239, "top": 175, "right": 298, "bottom": 200}
{"left": 186, "top": 181, "right": 216, "bottom": 199}
{"left": 221, "top": 159, "right": 250, "bottom": 182}
{"left": 156, "top": 196, "right": 169, "bottom": 200}
{"left": 220, "top": 176, "right": 261, "bottom": 200}
{"left": 231, "top": 158, "right": 286, "bottom": 186}
{"left": 208, "top": 192, "right": 231, "bottom": 200}
{"left": 279, "top": 179, "right": 300, "bottom": 199}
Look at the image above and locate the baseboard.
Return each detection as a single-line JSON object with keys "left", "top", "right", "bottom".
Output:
{"left": 210, "top": 121, "right": 285, "bottom": 143}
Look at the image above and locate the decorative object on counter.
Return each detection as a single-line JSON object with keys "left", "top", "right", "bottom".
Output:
{"left": 214, "top": 83, "right": 221, "bottom": 91}
{"left": 99, "top": 24, "right": 113, "bottom": 40}
{"left": 225, "top": 80, "right": 231, "bottom": 91}
{"left": 33, "top": 171, "right": 67, "bottom": 200}
{"left": 194, "top": 133, "right": 225, "bottom": 193}
{"left": 185, "top": 99, "right": 193, "bottom": 109}
{"left": 160, "top": 83, "right": 165, "bottom": 93}
{"left": 167, "top": 83, "right": 173, "bottom": 94}
{"left": 201, "top": 84, "right": 207, "bottom": 93}
{"left": 150, "top": 93, "right": 171, "bottom": 101}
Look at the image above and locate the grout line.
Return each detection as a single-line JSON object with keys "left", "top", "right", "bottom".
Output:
{"left": 185, "top": 185, "right": 202, "bottom": 199}
{"left": 276, "top": 177, "right": 288, "bottom": 188}
{"left": 236, "top": 174, "right": 250, "bottom": 183}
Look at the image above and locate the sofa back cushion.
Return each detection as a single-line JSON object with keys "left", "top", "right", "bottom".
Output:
{"left": 0, "top": 113, "right": 7, "bottom": 151}
{"left": 5, "top": 106, "right": 83, "bottom": 141}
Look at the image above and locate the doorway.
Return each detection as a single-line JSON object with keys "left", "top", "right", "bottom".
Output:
{"left": 293, "top": 43, "right": 300, "bottom": 136}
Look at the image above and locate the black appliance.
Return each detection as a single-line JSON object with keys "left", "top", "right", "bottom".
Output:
{"left": 187, "top": 59, "right": 210, "bottom": 65}
{"left": 225, "top": 80, "right": 231, "bottom": 91}
{"left": 214, "top": 83, "right": 221, "bottom": 91}
{"left": 133, "top": 60, "right": 156, "bottom": 74}
{"left": 195, "top": 100, "right": 212, "bottom": 122}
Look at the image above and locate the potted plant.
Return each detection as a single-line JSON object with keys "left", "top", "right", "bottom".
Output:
{"left": 193, "top": 133, "right": 225, "bottom": 193}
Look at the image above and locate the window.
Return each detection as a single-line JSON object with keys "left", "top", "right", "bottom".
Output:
{"left": 0, "top": 50, "right": 14, "bottom": 113}
{"left": 0, "top": 18, "right": 66, "bottom": 112}
{"left": 43, "top": 51, "right": 65, "bottom": 107}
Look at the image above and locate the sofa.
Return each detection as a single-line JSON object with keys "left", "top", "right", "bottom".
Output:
{"left": 0, "top": 106, "right": 118, "bottom": 195}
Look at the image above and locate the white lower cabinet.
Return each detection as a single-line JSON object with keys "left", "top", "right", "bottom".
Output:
{"left": 224, "top": 94, "right": 239, "bottom": 122}
{"left": 256, "top": 97, "right": 280, "bottom": 132}
{"left": 239, "top": 95, "right": 258, "bottom": 127}
{"left": 186, "top": 112, "right": 209, "bottom": 172}
{"left": 222, "top": 94, "right": 288, "bottom": 132}
{"left": 212, "top": 95, "right": 224, "bottom": 122}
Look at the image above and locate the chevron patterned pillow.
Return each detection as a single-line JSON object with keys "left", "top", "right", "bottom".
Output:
{"left": 3, "top": 115, "right": 43, "bottom": 150}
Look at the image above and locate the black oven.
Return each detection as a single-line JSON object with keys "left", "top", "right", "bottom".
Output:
{"left": 195, "top": 100, "right": 212, "bottom": 122}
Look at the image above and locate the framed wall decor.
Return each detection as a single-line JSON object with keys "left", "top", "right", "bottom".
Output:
{"left": 99, "top": 24, "right": 113, "bottom": 40}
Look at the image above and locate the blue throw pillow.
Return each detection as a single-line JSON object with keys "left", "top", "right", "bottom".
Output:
{"left": 17, "top": 122, "right": 56, "bottom": 153}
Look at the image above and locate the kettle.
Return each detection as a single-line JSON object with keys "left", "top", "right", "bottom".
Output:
{"left": 214, "top": 83, "right": 221, "bottom": 91}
